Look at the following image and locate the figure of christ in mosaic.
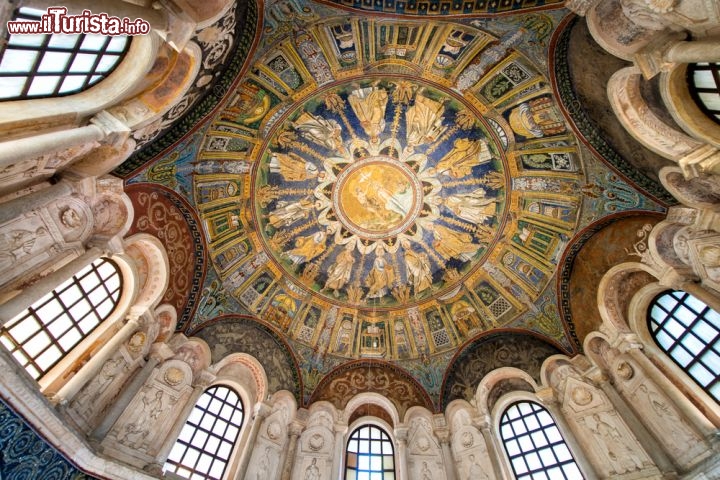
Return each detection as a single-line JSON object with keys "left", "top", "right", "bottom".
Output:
{"left": 348, "top": 86, "right": 388, "bottom": 143}
{"left": 435, "top": 137, "right": 492, "bottom": 178}
{"left": 405, "top": 93, "right": 447, "bottom": 151}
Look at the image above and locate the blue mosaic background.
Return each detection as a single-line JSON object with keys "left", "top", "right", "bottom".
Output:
{"left": 0, "top": 399, "right": 96, "bottom": 480}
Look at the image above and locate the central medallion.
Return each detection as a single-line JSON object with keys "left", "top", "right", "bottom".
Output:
{"left": 334, "top": 156, "right": 423, "bottom": 240}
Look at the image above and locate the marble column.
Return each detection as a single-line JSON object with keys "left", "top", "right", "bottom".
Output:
{"left": 538, "top": 390, "right": 600, "bottom": 480}
{"left": 436, "top": 429, "right": 458, "bottom": 480}
{"left": 53, "top": 315, "right": 143, "bottom": 405}
{"left": 236, "top": 402, "right": 272, "bottom": 480}
{"left": 329, "top": 423, "right": 348, "bottom": 480}
{"left": 395, "top": 427, "right": 409, "bottom": 480}
{"left": 0, "top": 111, "right": 128, "bottom": 171}
{"left": 0, "top": 181, "right": 73, "bottom": 225}
{"left": 667, "top": 38, "right": 720, "bottom": 63}
{"left": 91, "top": 343, "right": 175, "bottom": 441}
{"left": 0, "top": 245, "right": 104, "bottom": 324}
{"left": 280, "top": 422, "right": 304, "bottom": 480}
{"left": 474, "top": 416, "right": 505, "bottom": 480}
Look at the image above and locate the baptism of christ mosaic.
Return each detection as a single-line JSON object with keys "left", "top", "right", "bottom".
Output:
{"left": 255, "top": 78, "right": 506, "bottom": 308}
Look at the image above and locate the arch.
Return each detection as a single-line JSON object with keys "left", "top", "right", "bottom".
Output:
{"left": 163, "top": 384, "right": 245, "bottom": 480}
{"left": 344, "top": 392, "right": 401, "bottom": 429}
{"left": 122, "top": 233, "right": 170, "bottom": 313}
{"left": 497, "top": 399, "right": 585, "bottom": 480}
{"left": 476, "top": 367, "right": 539, "bottom": 417}
{"left": 213, "top": 352, "right": 269, "bottom": 407}
{"left": 661, "top": 64, "right": 720, "bottom": 149}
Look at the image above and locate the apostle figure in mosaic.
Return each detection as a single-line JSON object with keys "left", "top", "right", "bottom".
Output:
{"left": 293, "top": 111, "right": 345, "bottom": 154}
{"left": 266, "top": 196, "right": 315, "bottom": 230}
{"left": 402, "top": 239, "right": 433, "bottom": 296}
{"left": 366, "top": 245, "right": 395, "bottom": 299}
{"left": 283, "top": 230, "right": 327, "bottom": 265}
{"left": 443, "top": 188, "right": 497, "bottom": 224}
{"left": 435, "top": 137, "right": 492, "bottom": 178}
{"left": 348, "top": 86, "right": 388, "bottom": 143}
{"left": 269, "top": 151, "right": 319, "bottom": 182}
{"left": 324, "top": 242, "right": 356, "bottom": 297}
{"left": 405, "top": 94, "right": 447, "bottom": 151}
{"left": 426, "top": 223, "right": 480, "bottom": 261}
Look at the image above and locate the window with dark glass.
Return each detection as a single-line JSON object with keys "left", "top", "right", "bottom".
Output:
{"left": 164, "top": 386, "right": 245, "bottom": 480}
{"left": 345, "top": 425, "right": 395, "bottom": 480}
{"left": 0, "top": 7, "right": 130, "bottom": 101}
{"left": 0, "top": 258, "right": 122, "bottom": 379}
{"left": 688, "top": 62, "right": 720, "bottom": 124}
{"left": 648, "top": 290, "right": 720, "bottom": 402}
{"left": 500, "top": 401, "right": 584, "bottom": 480}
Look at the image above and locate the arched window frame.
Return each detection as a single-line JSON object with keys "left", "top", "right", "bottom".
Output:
{"left": 0, "top": 6, "right": 132, "bottom": 102}
{"left": 646, "top": 289, "right": 720, "bottom": 403}
{"left": 344, "top": 418, "right": 397, "bottom": 480}
{"left": 0, "top": 255, "right": 136, "bottom": 391}
{"left": 493, "top": 392, "right": 587, "bottom": 480}
{"left": 687, "top": 62, "right": 720, "bottom": 126}
{"left": 163, "top": 384, "right": 246, "bottom": 480}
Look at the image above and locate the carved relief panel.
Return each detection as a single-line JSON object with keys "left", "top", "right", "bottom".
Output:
{"left": 451, "top": 422, "right": 494, "bottom": 480}
{"left": 406, "top": 417, "right": 446, "bottom": 480}
{"left": 292, "top": 410, "right": 334, "bottom": 480}
{"left": 245, "top": 407, "right": 288, "bottom": 480}
{"left": 102, "top": 360, "right": 193, "bottom": 467}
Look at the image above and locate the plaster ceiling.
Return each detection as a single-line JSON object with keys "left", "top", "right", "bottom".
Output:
{"left": 125, "top": 1, "right": 668, "bottom": 410}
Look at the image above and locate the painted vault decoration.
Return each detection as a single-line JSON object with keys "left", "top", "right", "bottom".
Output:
{"left": 190, "top": 14, "right": 588, "bottom": 368}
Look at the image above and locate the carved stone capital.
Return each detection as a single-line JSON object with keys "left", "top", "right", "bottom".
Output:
{"left": 89, "top": 111, "right": 131, "bottom": 146}
{"left": 193, "top": 370, "right": 216, "bottom": 389}
{"left": 679, "top": 144, "right": 720, "bottom": 180}
{"left": 149, "top": 342, "right": 175, "bottom": 363}
{"left": 289, "top": 421, "right": 305, "bottom": 437}
{"left": 633, "top": 31, "right": 685, "bottom": 79}
{"left": 535, "top": 387, "right": 557, "bottom": 405}
{"left": 434, "top": 427, "right": 451, "bottom": 444}
{"left": 254, "top": 402, "right": 273, "bottom": 420}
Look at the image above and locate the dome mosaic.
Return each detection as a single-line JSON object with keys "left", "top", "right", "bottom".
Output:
{"left": 191, "top": 14, "right": 588, "bottom": 364}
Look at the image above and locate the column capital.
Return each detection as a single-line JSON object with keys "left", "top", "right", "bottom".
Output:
{"left": 471, "top": 414, "right": 491, "bottom": 431}
{"left": 89, "top": 111, "right": 130, "bottom": 146}
{"left": 289, "top": 421, "right": 305, "bottom": 437}
{"left": 434, "top": 427, "right": 451, "bottom": 444}
{"left": 394, "top": 426, "right": 409, "bottom": 442}
{"left": 193, "top": 370, "right": 216, "bottom": 389}
{"left": 535, "top": 387, "right": 557, "bottom": 405}
{"left": 149, "top": 342, "right": 175, "bottom": 362}
{"left": 613, "top": 333, "right": 645, "bottom": 354}
{"left": 253, "top": 401, "right": 273, "bottom": 420}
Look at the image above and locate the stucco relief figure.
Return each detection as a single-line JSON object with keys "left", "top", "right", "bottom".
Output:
{"left": 304, "top": 458, "right": 321, "bottom": 480}
{"left": 92, "top": 198, "right": 127, "bottom": 236}
{"left": 426, "top": 223, "right": 480, "bottom": 261}
{"left": 402, "top": 240, "right": 433, "bottom": 295}
{"left": 348, "top": 86, "right": 388, "bottom": 143}
{"left": 266, "top": 196, "right": 315, "bottom": 230}
{"left": 420, "top": 461, "right": 433, "bottom": 480}
{"left": 142, "top": 390, "right": 165, "bottom": 422}
{"left": 60, "top": 208, "right": 83, "bottom": 229}
{"left": 435, "top": 138, "right": 492, "bottom": 178}
{"left": 465, "top": 454, "right": 488, "bottom": 480}
{"left": 324, "top": 242, "right": 355, "bottom": 296}
{"left": 72, "top": 357, "right": 125, "bottom": 413}
{"left": 443, "top": 188, "right": 496, "bottom": 224}
{"left": 269, "top": 152, "right": 319, "bottom": 182}
{"left": 637, "top": 383, "right": 697, "bottom": 445}
{"left": 366, "top": 246, "right": 395, "bottom": 299}
{"left": 405, "top": 94, "right": 447, "bottom": 150}
{"left": 257, "top": 446, "right": 271, "bottom": 480}
{"left": 293, "top": 111, "right": 345, "bottom": 153}
{"left": 0, "top": 227, "right": 47, "bottom": 267}
{"left": 587, "top": 412, "right": 645, "bottom": 474}
{"left": 284, "top": 230, "right": 327, "bottom": 265}
{"left": 118, "top": 423, "right": 148, "bottom": 449}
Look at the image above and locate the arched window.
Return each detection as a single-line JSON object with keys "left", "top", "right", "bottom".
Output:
{"left": 163, "top": 385, "right": 245, "bottom": 480}
{"left": 0, "top": 7, "right": 130, "bottom": 101}
{"left": 345, "top": 424, "right": 395, "bottom": 480}
{"left": 648, "top": 290, "right": 720, "bottom": 402}
{"left": 500, "top": 401, "right": 584, "bottom": 480}
{"left": 688, "top": 62, "right": 720, "bottom": 125}
{"left": 0, "top": 258, "right": 122, "bottom": 380}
